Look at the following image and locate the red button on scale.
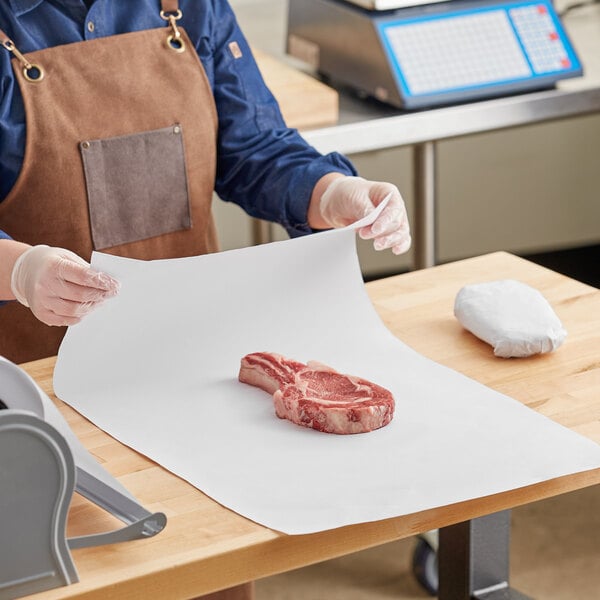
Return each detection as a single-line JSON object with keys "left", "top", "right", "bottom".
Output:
{"left": 549, "top": 32, "right": 558, "bottom": 40}
{"left": 537, "top": 4, "right": 547, "bottom": 13}
{"left": 561, "top": 58, "right": 571, "bottom": 68}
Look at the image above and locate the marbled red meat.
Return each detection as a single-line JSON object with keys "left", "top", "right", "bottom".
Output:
{"left": 239, "top": 352, "right": 394, "bottom": 434}
{"left": 238, "top": 352, "right": 306, "bottom": 394}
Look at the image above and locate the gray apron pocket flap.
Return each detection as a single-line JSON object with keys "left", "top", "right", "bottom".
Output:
{"left": 80, "top": 124, "right": 191, "bottom": 250}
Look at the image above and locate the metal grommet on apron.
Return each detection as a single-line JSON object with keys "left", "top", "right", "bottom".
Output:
{"left": 0, "top": 35, "right": 45, "bottom": 81}
{"left": 0, "top": 0, "right": 221, "bottom": 364}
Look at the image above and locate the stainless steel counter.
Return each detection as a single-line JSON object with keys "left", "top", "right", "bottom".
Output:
{"left": 304, "top": 86, "right": 600, "bottom": 268}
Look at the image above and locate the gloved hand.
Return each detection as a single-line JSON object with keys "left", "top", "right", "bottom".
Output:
{"left": 319, "top": 176, "right": 411, "bottom": 255}
{"left": 11, "top": 245, "right": 120, "bottom": 326}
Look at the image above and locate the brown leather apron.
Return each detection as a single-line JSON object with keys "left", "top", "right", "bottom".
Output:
{"left": 0, "top": 1, "right": 221, "bottom": 365}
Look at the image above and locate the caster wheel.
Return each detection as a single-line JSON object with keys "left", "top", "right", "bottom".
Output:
{"left": 412, "top": 537, "right": 438, "bottom": 596}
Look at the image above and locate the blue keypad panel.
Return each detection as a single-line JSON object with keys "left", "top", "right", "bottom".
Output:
{"left": 510, "top": 4, "right": 573, "bottom": 74}
{"left": 377, "top": 0, "right": 582, "bottom": 105}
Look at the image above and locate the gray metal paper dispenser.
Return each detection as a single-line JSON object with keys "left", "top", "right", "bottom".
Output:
{"left": 0, "top": 356, "right": 167, "bottom": 600}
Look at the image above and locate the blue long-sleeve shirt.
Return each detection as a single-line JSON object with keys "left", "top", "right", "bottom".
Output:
{"left": 0, "top": 0, "right": 355, "bottom": 241}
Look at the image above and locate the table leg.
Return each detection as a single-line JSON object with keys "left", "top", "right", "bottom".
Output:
{"left": 438, "top": 510, "right": 534, "bottom": 600}
{"left": 413, "top": 141, "right": 437, "bottom": 270}
{"left": 252, "top": 218, "right": 273, "bottom": 245}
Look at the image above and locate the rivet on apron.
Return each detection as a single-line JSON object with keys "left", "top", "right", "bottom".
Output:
{"left": 87, "top": 21, "right": 95, "bottom": 33}
{"left": 81, "top": 141, "right": 90, "bottom": 149}
{"left": 173, "top": 125, "right": 181, "bottom": 134}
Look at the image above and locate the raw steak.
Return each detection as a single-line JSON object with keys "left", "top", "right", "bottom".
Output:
{"left": 238, "top": 352, "right": 306, "bottom": 394}
{"left": 239, "top": 352, "right": 394, "bottom": 434}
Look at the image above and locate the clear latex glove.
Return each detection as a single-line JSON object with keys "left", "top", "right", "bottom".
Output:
{"left": 319, "top": 176, "right": 411, "bottom": 255}
{"left": 11, "top": 245, "right": 120, "bottom": 326}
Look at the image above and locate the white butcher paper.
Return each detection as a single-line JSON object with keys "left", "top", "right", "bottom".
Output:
{"left": 54, "top": 211, "right": 600, "bottom": 535}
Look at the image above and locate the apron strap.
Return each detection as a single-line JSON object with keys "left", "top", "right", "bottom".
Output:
{"left": 161, "top": 0, "right": 180, "bottom": 14}
{"left": 0, "top": 5, "right": 181, "bottom": 39}
{"left": 0, "top": 3, "right": 182, "bottom": 71}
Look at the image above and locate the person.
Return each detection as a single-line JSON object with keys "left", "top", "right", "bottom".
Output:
{"left": 0, "top": 1, "right": 410, "bottom": 597}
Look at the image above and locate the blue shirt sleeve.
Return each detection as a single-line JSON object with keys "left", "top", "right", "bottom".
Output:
{"left": 192, "top": 1, "right": 356, "bottom": 237}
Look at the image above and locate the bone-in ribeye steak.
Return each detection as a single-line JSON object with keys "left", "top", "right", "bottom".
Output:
{"left": 239, "top": 352, "right": 394, "bottom": 434}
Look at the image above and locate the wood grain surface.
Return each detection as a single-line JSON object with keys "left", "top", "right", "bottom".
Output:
{"left": 19, "top": 252, "right": 599, "bottom": 600}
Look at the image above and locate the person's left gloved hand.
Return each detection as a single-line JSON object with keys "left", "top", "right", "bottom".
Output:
{"left": 319, "top": 176, "right": 411, "bottom": 255}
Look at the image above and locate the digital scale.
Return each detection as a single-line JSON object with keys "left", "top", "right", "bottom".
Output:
{"left": 287, "top": 0, "right": 583, "bottom": 109}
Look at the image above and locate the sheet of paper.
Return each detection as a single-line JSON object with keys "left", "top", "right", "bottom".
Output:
{"left": 54, "top": 218, "right": 600, "bottom": 534}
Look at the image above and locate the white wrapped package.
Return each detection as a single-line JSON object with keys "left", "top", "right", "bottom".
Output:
{"left": 454, "top": 279, "right": 567, "bottom": 358}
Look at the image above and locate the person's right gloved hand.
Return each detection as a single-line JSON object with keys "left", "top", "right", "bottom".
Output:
{"left": 10, "top": 245, "right": 120, "bottom": 326}
{"left": 318, "top": 176, "right": 411, "bottom": 255}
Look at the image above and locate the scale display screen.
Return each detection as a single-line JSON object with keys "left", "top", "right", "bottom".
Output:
{"left": 377, "top": 0, "right": 582, "bottom": 107}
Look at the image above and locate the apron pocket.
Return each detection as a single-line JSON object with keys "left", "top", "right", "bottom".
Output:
{"left": 80, "top": 124, "right": 191, "bottom": 250}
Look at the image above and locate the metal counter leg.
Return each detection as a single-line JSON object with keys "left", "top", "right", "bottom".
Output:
{"left": 414, "top": 141, "right": 437, "bottom": 270}
{"left": 438, "top": 510, "right": 534, "bottom": 600}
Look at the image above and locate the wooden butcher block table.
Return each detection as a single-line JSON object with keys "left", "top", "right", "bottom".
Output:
{"left": 19, "top": 252, "right": 599, "bottom": 600}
